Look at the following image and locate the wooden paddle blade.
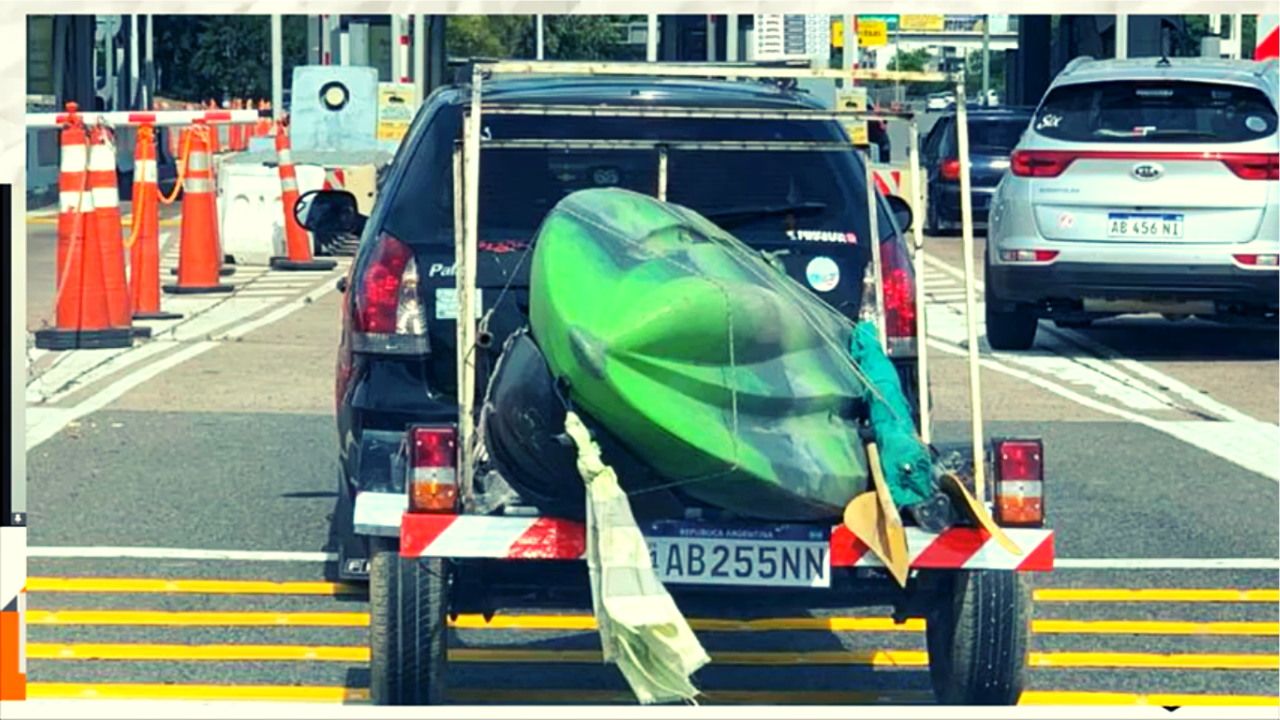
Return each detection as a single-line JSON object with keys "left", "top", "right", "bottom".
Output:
{"left": 862, "top": 442, "right": 911, "bottom": 587}
{"left": 843, "top": 492, "right": 908, "bottom": 587}
{"left": 940, "top": 473, "right": 1024, "bottom": 556}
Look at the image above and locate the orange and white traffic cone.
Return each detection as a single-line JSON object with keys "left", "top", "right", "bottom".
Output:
{"left": 129, "top": 123, "right": 182, "bottom": 321}
{"left": 270, "top": 120, "right": 337, "bottom": 272}
{"left": 163, "top": 123, "right": 234, "bottom": 295}
{"left": 88, "top": 124, "right": 149, "bottom": 339}
{"left": 35, "top": 104, "right": 135, "bottom": 350}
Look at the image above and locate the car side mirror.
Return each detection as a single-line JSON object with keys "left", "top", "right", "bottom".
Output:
{"left": 294, "top": 189, "right": 363, "bottom": 234}
{"left": 886, "top": 195, "right": 913, "bottom": 233}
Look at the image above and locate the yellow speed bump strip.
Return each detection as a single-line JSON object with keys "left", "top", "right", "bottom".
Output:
{"left": 25, "top": 578, "right": 1278, "bottom": 603}
{"left": 26, "top": 644, "right": 1280, "bottom": 670}
{"left": 23, "top": 684, "right": 1280, "bottom": 706}
{"left": 24, "top": 610, "right": 1280, "bottom": 637}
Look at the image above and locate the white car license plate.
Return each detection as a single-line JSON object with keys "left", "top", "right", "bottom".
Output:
{"left": 644, "top": 521, "right": 831, "bottom": 588}
{"left": 1107, "top": 213, "right": 1184, "bottom": 239}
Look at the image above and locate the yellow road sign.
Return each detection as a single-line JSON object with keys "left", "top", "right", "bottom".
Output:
{"left": 858, "top": 20, "right": 888, "bottom": 48}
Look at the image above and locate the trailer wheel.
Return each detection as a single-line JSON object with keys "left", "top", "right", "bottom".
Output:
{"left": 368, "top": 539, "right": 451, "bottom": 706}
{"left": 926, "top": 570, "right": 1031, "bottom": 705}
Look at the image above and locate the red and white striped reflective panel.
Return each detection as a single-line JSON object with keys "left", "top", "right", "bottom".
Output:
{"left": 400, "top": 513, "right": 1055, "bottom": 571}
{"left": 873, "top": 169, "right": 901, "bottom": 196}
{"left": 1257, "top": 15, "right": 1279, "bottom": 60}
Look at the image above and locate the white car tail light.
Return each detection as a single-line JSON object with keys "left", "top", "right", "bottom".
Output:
{"left": 405, "top": 425, "right": 459, "bottom": 514}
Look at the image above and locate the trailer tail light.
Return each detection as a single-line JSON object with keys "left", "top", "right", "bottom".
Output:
{"left": 1233, "top": 253, "right": 1280, "bottom": 268}
{"left": 352, "top": 232, "right": 430, "bottom": 355}
{"left": 939, "top": 158, "right": 961, "bottom": 181}
{"left": 406, "top": 425, "right": 458, "bottom": 513}
{"left": 993, "top": 438, "right": 1044, "bottom": 527}
{"left": 1000, "top": 249, "right": 1060, "bottom": 263}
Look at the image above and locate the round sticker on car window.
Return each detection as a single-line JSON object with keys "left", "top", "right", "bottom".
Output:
{"left": 1246, "top": 116, "right": 1269, "bottom": 133}
{"left": 806, "top": 257, "right": 840, "bottom": 292}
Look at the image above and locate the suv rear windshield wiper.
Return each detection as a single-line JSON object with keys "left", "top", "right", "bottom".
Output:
{"left": 703, "top": 202, "right": 828, "bottom": 228}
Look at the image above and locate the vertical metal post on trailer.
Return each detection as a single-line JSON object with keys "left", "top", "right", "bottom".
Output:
{"left": 656, "top": 145, "right": 669, "bottom": 202}
{"left": 457, "top": 65, "right": 485, "bottom": 495}
{"left": 907, "top": 119, "right": 930, "bottom": 444}
{"left": 954, "top": 84, "right": 986, "bottom": 501}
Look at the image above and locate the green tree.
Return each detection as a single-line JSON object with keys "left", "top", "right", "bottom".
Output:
{"left": 965, "top": 50, "right": 1006, "bottom": 97}
{"left": 154, "top": 15, "right": 307, "bottom": 103}
{"left": 446, "top": 15, "right": 639, "bottom": 61}
{"left": 888, "top": 47, "right": 931, "bottom": 73}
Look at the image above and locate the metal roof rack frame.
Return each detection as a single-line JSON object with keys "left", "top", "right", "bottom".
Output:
{"left": 451, "top": 60, "right": 986, "bottom": 506}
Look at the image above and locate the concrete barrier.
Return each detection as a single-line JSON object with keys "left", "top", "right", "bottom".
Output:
{"left": 217, "top": 163, "right": 327, "bottom": 266}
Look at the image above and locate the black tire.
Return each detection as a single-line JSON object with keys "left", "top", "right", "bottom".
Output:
{"left": 369, "top": 540, "right": 451, "bottom": 705}
{"left": 984, "top": 258, "right": 1038, "bottom": 351}
{"left": 926, "top": 570, "right": 1032, "bottom": 705}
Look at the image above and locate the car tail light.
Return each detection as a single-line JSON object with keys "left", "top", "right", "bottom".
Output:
{"left": 406, "top": 425, "right": 458, "bottom": 513}
{"left": 1000, "top": 249, "right": 1060, "bottom": 263}
{"left": 1233, "top": 253, "right": 1280, "bottom": 268}
{"left": 1220, "top": 154, "right": 1279, "bottom": 181}
{"left": 1010, "top": 150, "right": 1075, "bottom": 178}
{"left": 939, "top": 158, "right": 961, "bottom": 181}
{"left": 352, "top": 233, "right": 430, "bottom": 355}
{"left": 992, "top": 438, "right": 1044, "bottom": 527}
{"left": 880, "top": 239, "right": 917, "bottom": 357}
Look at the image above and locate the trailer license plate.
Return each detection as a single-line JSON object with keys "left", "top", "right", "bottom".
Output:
{"left": 1107, "top": 213, "right": 1184, "bottom": 239}
{"left": 644, "top": 521, "right": 831, "bottom": 588}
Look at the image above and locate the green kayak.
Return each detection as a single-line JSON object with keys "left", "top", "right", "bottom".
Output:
{"left": 527, "top": 188, "right": 874, "bottom": 521}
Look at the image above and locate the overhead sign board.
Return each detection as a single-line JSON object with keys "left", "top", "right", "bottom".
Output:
{"left": 857, "top": 19, "right": 888, "bottom": 47}
{"left": 899, "top": 15, "right": 945, "bottom": 32}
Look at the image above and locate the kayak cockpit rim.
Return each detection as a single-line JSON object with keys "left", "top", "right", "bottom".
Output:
{"left": 451, "top": 59, "right": 980, "bottom": 507}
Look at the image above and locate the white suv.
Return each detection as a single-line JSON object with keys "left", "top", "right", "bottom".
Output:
{"left": 985, "top": 56, "right": 1279, "bottom": 350}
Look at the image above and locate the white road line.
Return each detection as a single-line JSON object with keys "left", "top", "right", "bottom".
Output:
{"left": 22, "top": 546, "right": 1279, "bottom": 571}
{"left": 26, "top": 546, "right": 336, "bottom": 562}
{"left": 25, "top": 341, "right": 218, "bottom": 451}
{"left": 26, "top": 340, "right": 177, "bottom": 406}
{"left": 928, "top": 339, "right": 1280, "bottom": 482}
{"left": 24, "top": 271, "right": 344, "bottom": 450}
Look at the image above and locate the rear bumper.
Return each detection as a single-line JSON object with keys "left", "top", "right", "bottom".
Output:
{"left": 989, "top": 261, "right": 1280, "bottom": 309}
{"left": 398, "top": 512, "right": 1055, "bottom": 572}
{"left": 933, "top": 184, "right": 995, "bottom": 226}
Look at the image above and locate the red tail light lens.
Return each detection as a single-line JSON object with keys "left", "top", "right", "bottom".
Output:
{"left": 1000, "top": 249, "right": 1060, "bottom": 263}
{"left": 939, "top": 158, "right": 960, "bottom": 181}
{"left": 356, "top": 234, "right": 412, "bottom": 334}
{"left": 1220, "top": 153, "right": 1279, "bottom": 181}
{"left": 1011, "top": 150, "right": 1075, "bottom": 178}
{"left": 880, "top": 239, "right": 917, "bottom": 357}
{"left": 407, "top": 425, "right": 459, "bottom": 514}
{"left": 993, "top": 438, "right": 1045, "bottom": 527}
{"left": 997, "top": 439, "right": 1043, "bottom": 481}
{"left": 1233, "top": 253, "right": 1280, "bottom": 268}
{"left": 349, "top": 233, "right": 430, "bottom": 355}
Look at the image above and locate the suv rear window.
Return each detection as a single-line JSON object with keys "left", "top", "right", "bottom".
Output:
{"left": 1032, "top": 80, "right": 1279, "bottom": 143}
{"left": 386, "top": 109, "right": 898, "bottom": 249}
{"left": 944, "top": 116, "right": 1031, "bottom": 154}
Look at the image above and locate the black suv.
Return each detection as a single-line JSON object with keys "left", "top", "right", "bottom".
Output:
{"left": 313, "top": 74, "right": 926, "bottom": 581}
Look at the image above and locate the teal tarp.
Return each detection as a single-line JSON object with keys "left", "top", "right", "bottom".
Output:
{"left": 850, "top": 321, "right": 936, "bottom": 508}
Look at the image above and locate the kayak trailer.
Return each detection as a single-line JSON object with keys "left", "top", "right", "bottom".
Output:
{"left": 353, "top": 59, "right": 1055, "bottom": 706}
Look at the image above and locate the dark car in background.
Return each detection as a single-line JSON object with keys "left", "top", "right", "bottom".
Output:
{"left": 920, "top": 106, "right": 1036, "bottom": 235}
{"left": 312, "top": 74, "right": 926, "bottom": 581}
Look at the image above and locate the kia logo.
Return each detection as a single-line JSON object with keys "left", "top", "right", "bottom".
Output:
{"left": 1132, "top": 163, "right": 1163, "bottom": 181}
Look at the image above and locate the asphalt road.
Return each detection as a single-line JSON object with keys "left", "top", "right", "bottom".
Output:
{"left": 19, "top": 218, "right": 1280, "bottom": 707}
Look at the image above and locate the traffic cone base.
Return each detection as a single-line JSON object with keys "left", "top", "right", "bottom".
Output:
{"left": 162, "top": 282, "right": 234, "bottom": 295}
{"left": 170, "top": 266, "right": 236, "bottom": 277}
{"left": 134, "top": 309, "right": 184, "bottom": 321}
{"left": 35, "top": 328, "right": 134, "bottom": 351}
{"left": 270, "top": 257, "right": 337, "bottom": 272}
